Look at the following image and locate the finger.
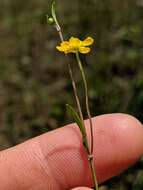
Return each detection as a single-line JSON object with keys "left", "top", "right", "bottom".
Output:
{"left": 0, "top": 114, "right": 143, "bottom": 190}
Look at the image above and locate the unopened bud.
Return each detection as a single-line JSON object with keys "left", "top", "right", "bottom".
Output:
{"left": 47, "top": 16, "right": 55, "bottom": 25}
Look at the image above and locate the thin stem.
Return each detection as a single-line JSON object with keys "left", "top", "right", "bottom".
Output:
{"left": 75, "top": 52, "right": 99, "bottom": 190}
{"left": 54, "top": 25, "right": 64, "bottom": 42}
{"left": 75, "top": 52, "right": 94, "bottom": 153}
{"left": 89, "top": 157, "right": 99, "bottom": 190}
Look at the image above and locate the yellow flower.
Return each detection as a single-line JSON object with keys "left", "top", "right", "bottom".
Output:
{"left": 56, "top": 36, "right": 94, "bottom": 54}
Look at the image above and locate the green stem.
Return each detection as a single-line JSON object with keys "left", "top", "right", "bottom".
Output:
{"left": 75, "top": 52, "right": 99, "bottom": 190}
{"left": 75, "top": 52, "right": 94, "bottom": 153}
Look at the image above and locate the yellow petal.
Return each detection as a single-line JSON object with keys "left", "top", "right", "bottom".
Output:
{"left": 79, "top": 47, "right": 91, "bottom": 54}
{"left": 56, "top": 46, "right": 66, "bottom": 52}
{"left": 61, "top": 41, "right": 70, "bottom": 46}
{"left": 82, "top": 37, "right": 94, "bottom": 46}
{"left": 69, "top": 37, "right": 81, "bottom": 46}
{"left": 56, "top": 41, "right": 71, "bottom": 53}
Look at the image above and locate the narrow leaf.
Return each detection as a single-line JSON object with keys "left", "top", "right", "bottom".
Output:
{"left": 66, "top": 104, "right": 86, "bottom": 136}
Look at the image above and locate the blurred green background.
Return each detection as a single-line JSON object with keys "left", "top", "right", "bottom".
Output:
{"left": 0, "top": 0, "right": 143, "bottom": 189}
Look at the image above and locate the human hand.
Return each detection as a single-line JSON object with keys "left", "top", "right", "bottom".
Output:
{"left": 0, "top": 113, "right": 143, "bottom": 190}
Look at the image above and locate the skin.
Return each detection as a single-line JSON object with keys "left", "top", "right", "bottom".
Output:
{"left": 0, "top": 113, "right": 143, "bottom": 190}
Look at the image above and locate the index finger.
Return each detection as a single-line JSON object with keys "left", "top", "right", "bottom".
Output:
{"left": 0, "top": 113, "right": 143, "bottom": 190}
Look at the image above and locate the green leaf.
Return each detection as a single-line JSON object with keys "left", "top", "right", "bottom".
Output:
{"left": 66, "top": 104, "right": 86, "bottom": 136}
{"left": 66, "top": 104, "right": 89, "bottom": 151}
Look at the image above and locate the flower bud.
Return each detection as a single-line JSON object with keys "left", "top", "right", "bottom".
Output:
{"left": 47, "top": 16, "right": 55, "bottom": 25}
